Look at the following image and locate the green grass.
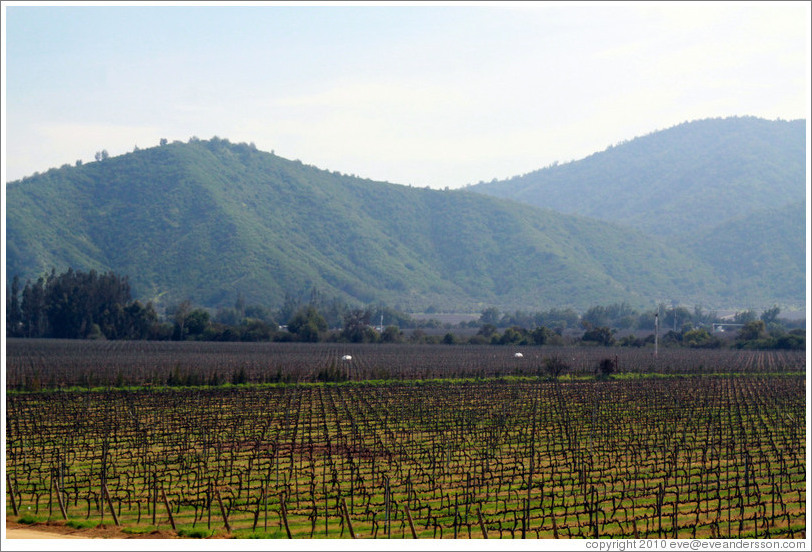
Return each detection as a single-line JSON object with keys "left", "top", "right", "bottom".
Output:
{"left": 242, "top": 529, "right": 287, "bottom": 538}
{"left": 66, "top": 519, "right": 102, "bottom": 529}
{"left": 7, "top": 369, "right": 806, "bottom": 396}
{"left": 17, "top": 513, "right": 47, "bottom": 524}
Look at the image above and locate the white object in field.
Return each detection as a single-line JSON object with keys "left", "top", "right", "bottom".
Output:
{"left": 342, "top": 355, "right": 352, "bottom": 361}
{"left": 514, "top": 352, "right": 523, "bottom": 358}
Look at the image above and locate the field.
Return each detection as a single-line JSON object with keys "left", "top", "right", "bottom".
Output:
{"left": 4, "top": 340, "right": 807, "bottom": 539}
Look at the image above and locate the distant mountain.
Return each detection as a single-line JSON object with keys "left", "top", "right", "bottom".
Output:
{"left": 685, "top": 200, "right": 806, "bottom": 307}
{"left": 5, "top": 137, "right": 756, "bottom": 313}
{"left": 470, "top": 117, "right": 806, "bottom": 237}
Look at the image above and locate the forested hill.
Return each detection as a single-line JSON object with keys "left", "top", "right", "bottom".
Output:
{"left": 7, "top": 137, "right": 729, "bottom": 312}
{"left": 469, "top": 117, "right": 806, "bottom": 237}
{"left": 5, "top": 135, "right": 803, "bottom": 312}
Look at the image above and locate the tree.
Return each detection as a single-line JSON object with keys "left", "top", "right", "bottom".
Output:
{"left": 582, "top": 326, "right": 615, "bottom": 346}
{"left": 582, "top": 305, "right": 610, "bottom": 328}
{"left": 737, "top": 320, "right": 767, "bottom": 342}
{"left": 341, "top": 308, "right": 377, "bottom": 343}
{"left": 529, "top": 326, "right": 553, "bottom": 345}
{"left": 479, "top": 307, "right": 501, "bottom": 326}
{"left": 160, "top": 138, "right": 168, "bottom": 146}
{"left": 596, "top": 357, "right": 617, "bottom": 379}
{"left": 760, "top": 305, "right": 781, "bottom": 326}
{"left": 499, "top": 326, "right": 525, "bottom": 345}
{"left": 381, "top": 325, "right": 403, "bottom": 343}
{"left": 478, "top": 323, "right": 498, "bottom": 338}
{"left": 682, "top": 327, "right": 721, "bottom": 348}
{"left": 663, "top": 306, "right": 692, "bottom": 332}
{"left": 733, "top": 309, "right": 757, "bottom": 324}
{"left": 172, "top": 300, "right": 193, "bottom": 340}
{"left": 543, "top": 356, "right": 569, "bottom": 379}
{"left": 6, "top": 275, "right": 22, "bottom": 337}
{"left": 185, "top": 309, "right": 211, "bottom": 338}
{"left": 123, "top": 301, "right": 159, "bottom": 339}
{"left": 288, "top": 305, "right": 327, "bottom": 342}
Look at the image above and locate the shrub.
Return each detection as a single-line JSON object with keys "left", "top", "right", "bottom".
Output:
{"left": 542, "top": 356, "right": 569, "bottom": 379}
{"left": 596, "top": 357, "right": 617, "bottom": 379}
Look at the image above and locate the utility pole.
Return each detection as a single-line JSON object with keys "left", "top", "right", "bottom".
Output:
{"left": 654, "top": 311, "right": 659, "bottom": 358}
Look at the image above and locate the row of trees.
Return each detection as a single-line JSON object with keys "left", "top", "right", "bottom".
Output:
{"left": 6, "top": 269, "right": 158, "bottom": 340}
{"left": 474, "top": 302, "right": 801, "bottom": 333}
{"left": 6, "top": 269, "right": 804, "bottom": 350}
{"left": 4, "top": 269, "right": 425, "bottom": 343}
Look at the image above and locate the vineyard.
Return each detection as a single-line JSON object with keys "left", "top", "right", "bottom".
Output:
{"left": 5, "top": 339, "right": 806, "bottom": 389}
{"left": 4, "top": 340, "right": 807, "bottom": 539}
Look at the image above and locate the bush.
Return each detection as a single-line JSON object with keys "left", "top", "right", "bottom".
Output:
{"left": 595, "top": 357, "right": 617, "bottom": 379}
{"left": 542, "top": 356, "right": 569, "bottom": 379}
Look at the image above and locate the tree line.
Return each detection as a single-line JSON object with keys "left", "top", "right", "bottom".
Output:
{"left": 5, "top": 268, "right": 804, "bottom": 350}
{"left": 4, "top": 268, "right": 430, "bottom": 343}
{"left": 6, "top": 269, "right": 158, "bottom": 340}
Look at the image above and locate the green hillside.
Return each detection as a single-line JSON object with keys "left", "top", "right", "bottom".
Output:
{"left": 470, "top": 117, "right": 806, "bottom": 236}
{"left": 6, "top": 137, "right": 742, "bottom": 312}
{"left": 684, "top": 201, "right": 806, "bottom": 308}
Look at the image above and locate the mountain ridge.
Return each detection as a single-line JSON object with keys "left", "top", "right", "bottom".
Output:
{"left": 6, "top": 119, "right": 806, "bottom": 313}
{"left": 469, "top": 116, "right": 806, "bottom": 237}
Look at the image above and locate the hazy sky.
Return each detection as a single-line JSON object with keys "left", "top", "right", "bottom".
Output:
{"left": 3, "top": 1, "right": 810, "bottom": 188}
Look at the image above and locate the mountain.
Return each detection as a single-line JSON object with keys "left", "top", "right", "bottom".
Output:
{"left": 685, "top": 200, "right": 806, "bottom": 307}
{"left": 5, "top": 137, "right": 750, "bottom": 313}
{"left": 469, "top": 117, "right": 806, "bottom": 237}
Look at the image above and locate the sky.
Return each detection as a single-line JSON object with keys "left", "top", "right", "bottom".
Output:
{"left": 2, "top": 1, "right": 810, "bottom": 189}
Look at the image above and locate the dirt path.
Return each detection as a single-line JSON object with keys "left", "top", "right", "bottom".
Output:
{"left": 5, "top": 519, "right": 178, "bottom": 539}
{"left": 6, "top": 528, "right": 91, "bottom": 539}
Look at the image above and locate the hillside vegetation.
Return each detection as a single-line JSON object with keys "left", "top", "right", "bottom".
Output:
{"left": 7, "top": 138, "right": 727, "bottom": 312}
{"left": 470, "top": 117, "right": 805, "bottom": 236}
{"left": 6, "top": 118, "right": 806, "bottom": 312}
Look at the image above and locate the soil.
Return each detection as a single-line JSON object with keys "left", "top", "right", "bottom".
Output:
{"left": 5, "top": 519, "right": 179, "bottom": 539}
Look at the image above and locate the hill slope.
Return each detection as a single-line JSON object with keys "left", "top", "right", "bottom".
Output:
{"left": 470, "top": 117, "right": 806, "bottom": 236}
{"left": 685, "top": 200, "right": 806, "bottom": 307}
{"left": 6, "top": 138, "right": 745, "bottom": 312}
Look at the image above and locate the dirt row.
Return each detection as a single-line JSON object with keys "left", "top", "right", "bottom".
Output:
{"left": 5, "top": 518, "right": 178, "bottom": 539}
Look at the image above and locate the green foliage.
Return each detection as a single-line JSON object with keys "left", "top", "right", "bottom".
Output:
{"left": 18, "top": 513, "right": 46, "bottom": 524}
{"left": 687, "top": 202, "right": 805, "bottom": 308}
{"left": 6, "top": 134, "right": 794, "bottom": 313}
{"left": 682, "top": 328, "right": 722, "bottom": 349}
{"left": 6, "top": 267, "right": 159, "bottom": 339}
{"left": 287, "top": 305, "right": 327, "bottom": 342}
{"left": 66, "top": 519, "right": 100, "bottom": 529}
{"left": 498, "top": 326, "right": 526, "bottom": 345}
{"left": 735, "top": 324, "right": 804, "bottom": 350}
{"left": 582, "top": 326, "right": 615, "bottom": 346}
{"left": 472, "top": 117, "right": 805, "bottom": 309}
{"left": 738, "top": 320, "right": 767, "bottom": 342}
{"left": 473, "top": 117, "right": 804, "bottom": 235}
{"left": 341, "top": 308, "right": 378, "bottom": 343}
{"left": 380, "top": 325, "right": 403, "bottom": 343}
{"left": 582, "top": 302, "right": 638, "bottom": 329}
